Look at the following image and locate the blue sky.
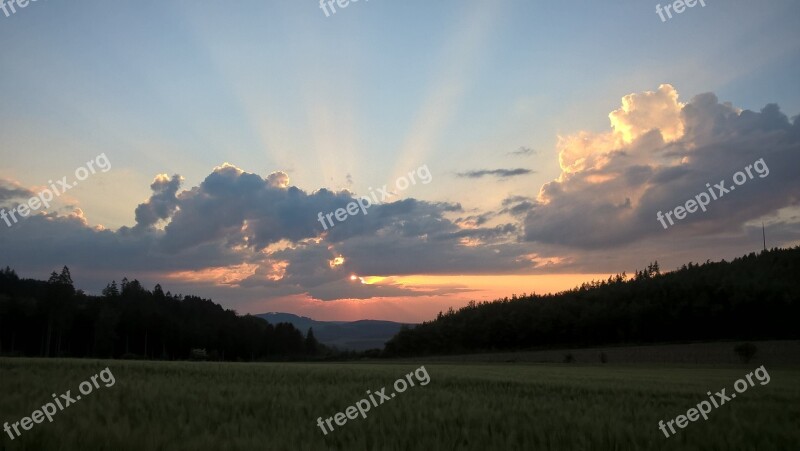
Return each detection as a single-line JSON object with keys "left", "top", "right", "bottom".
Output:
{"left": 1, "top": 1, "right": 799, "bottom": 321}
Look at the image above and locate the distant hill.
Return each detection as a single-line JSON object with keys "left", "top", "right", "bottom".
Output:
{"left": 257, "top": 313, "right": 413, "bottom": 351}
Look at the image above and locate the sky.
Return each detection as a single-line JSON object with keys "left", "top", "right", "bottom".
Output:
{"left": 1, "top": 0, "right": 799, "bottom": 322}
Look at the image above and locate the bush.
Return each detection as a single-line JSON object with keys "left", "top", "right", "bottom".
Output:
{"left": 189, "top": 348, "right": 208, "bottom": 361}
{"left": 563, "top": 353, "right": 575, "bottom": 363}
{"left": 734, "top": 343, "right": 757, "bottom": 363}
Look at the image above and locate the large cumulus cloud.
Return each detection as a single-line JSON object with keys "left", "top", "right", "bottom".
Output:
{"left": 524, "top": 84, "right": 800, "bottom": 249}
{"left": 0, "top": 162, "right": 533, "bottom": 301}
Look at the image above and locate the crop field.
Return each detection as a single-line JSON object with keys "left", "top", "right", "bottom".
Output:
{"left": 413, "top": 340, "right": 800, "bottom": 365}
{"left": 1, "top": 358, "right": 798, "bottom": 450}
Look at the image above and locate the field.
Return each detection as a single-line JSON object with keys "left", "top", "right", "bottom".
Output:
{"left": 1, "top": 358, "right": 799, "bottom": 450}
{"left": 414, "top": 340, "right": 800, "bottom": 365}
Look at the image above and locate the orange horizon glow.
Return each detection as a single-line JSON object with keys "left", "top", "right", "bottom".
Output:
{"left": 242, "top": 273, "right": 611, "bottom": 323}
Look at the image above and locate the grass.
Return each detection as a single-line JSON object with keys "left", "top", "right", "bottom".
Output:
{"left": 1, "top": 358, "right": 798, "bottom": 450}
{"left": 409, "top": 340, "right": 800, "bottom": 365}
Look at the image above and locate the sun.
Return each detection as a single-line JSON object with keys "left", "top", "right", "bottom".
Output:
{"left": 349, "top": 274, "right": 367, "bottom": 284}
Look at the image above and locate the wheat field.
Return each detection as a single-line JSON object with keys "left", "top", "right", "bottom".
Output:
{"left": 1, "top": 358, "right": 798, "bottom": 450}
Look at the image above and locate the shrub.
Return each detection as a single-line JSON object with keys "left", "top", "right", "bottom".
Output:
{"left": 189, "top": 348, "right": 208, "bottom": 361}
{"left": 733, "top": 343, "right": 757, "bottom": 363}
{"left": 563, "top": 353, "right": 575, "bottom": 363}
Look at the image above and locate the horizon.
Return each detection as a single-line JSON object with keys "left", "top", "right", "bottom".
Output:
{"left": 1, "top": 245, "right": 780, "bottom": 324}
{"left": 2, "top": 1, "right": 799, "bottom": 323}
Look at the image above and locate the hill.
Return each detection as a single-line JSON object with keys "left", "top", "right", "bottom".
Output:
{"left": 385, "top": 247, "right": 800, "bottom": 356}
{"left": 0, "top": 267, "right": 322, "bottom": 360}
{"left": 257, "top": 312, "right": 412, "bottom": 351}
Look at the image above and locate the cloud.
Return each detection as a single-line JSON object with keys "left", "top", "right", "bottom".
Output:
{"left": 508, "top": 146, "right": 536, "bottom": 156}
{"left": 609, "top": 83, "right": 685, "bottom": 144}
{"left": 499, "top": 195, "right": 536, "bottom": 217}
{"left": 456, "top": 168, "right": 534, "bottom": 179}
{"left": 266, "top": 171, "right": 290, "bottom": 188}
{"left": 2, "top": 85, "right": 798, "bottom": 309}
{"left": 134, "top": 174, "right": 183, "bottom": 229}
{"left": 455, "top": 211, "right": 495, "bottom": 228}
{"left": 0, "top": 181, "right": 35, "bottom": 207}
{"left": 557, "top": 84, "right": 685, "bottom": 175}
{"left": 0, "top": 162, "right": 538, "bottom": 303}
{"left": 501, "top": 195, "right": 533, "bottom": 206}
{"left": 524, "top": 84, "right": 800, "bottom": 249}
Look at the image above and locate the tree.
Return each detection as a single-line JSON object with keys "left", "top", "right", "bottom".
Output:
{"left": 1, "top": 266, "right": 19, "bottom": 281}
{"left": 305, "top": 328, "right": 320, "bottom": 355}
{"left": 58, "top": 266, "right": 74, "bottom": 286}
{"left": 382, "top": 248, "right": 800, "bottom": 357}
{"left": 102, "top": 281, "right": 119, "bottom": 297}
{"left": 0, "top": 265, "right": 324, "bottom": 361}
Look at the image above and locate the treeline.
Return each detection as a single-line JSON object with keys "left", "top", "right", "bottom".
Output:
{"left": 0, "top": 267, "right": 326, "bottom": 361}
{"left": 384, "top": 247, "right": 800, "bottom": 357}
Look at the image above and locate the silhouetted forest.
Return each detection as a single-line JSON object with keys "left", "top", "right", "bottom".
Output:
{"left": 384, "top": 247, "right": 800, "bottom": 356}
{"left": 0, "top": 268, "right": 324, "bottom": 361}
{"left": 4, "top": 247, "right": 798, "bottom": 361}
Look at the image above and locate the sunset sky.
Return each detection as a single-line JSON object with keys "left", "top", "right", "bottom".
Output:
{"left": 1, "top": 1, "right": 799, "bottom": 322}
